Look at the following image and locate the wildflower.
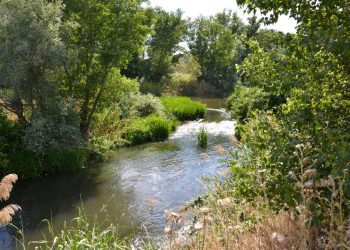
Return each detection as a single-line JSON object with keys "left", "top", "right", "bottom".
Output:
{"left": 304, "top": 169, "right": 317, "bottom": 178}
{"left": 194, "top": 221, "right": 204, "bottom": 231}
{"left": 295, "top": 144, "right": 304, "bottom": 149}
{"left": 217, "top": 197, "right": 232, "bottom": 207}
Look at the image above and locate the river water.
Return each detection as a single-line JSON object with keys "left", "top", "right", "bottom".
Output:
{"left": 5, "top": 98, "right": 235, "bottom": 248}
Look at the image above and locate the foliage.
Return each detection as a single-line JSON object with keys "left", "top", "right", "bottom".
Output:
{"left": 0, "top": 0, "right": 67, "bottom": 124}
{"left": 187, "top": 16, "right": 243, "bottom": 94}
{"left": 122, "top": 115, "right": 177, "bottom": 145}
{"left": 226, "top": 85, "right": 269, "bottom": 122}
{"left": 255, "top": 29, "right": 286, "bottom": 51}
{"left": 160, "top": 96, "right": 206, "bottom": 121}
{"left": 197, "top": 126, "right": 208, "bottom": 148}
{"left": 131, "top": 93, "right": 166, "bottom": 118}
{"left": 164, "top": 55, "right": 200, "bottom": 96}
{"left": 227, "top": 0, "right": 350, "bottom": 222}
{"left": 62, "top": 0, "right": 151, "bottom": 136}
{"left": 42, "top": 149, "right": 86, "bottom": 173}
{"left": 144, "top": 9, "right": 186, "bottom": 83}
{"left": 23, "top": 99, "right": 83, "bottom": 155}
{"left": 0, "top": 111, "right": 22, "bottom": 170}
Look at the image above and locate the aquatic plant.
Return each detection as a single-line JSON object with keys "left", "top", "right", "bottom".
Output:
{"left": 197, "top": 126, "right": 208, "bottom": 148}
{"left": 0, "top": 174, "right": 20, "bottom": 226}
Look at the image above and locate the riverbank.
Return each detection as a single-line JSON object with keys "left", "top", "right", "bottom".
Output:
{"left": 0, "top": 96, "right": 206, "bottom": 180}
{"left": 8, "top": 98, "right": 234, "bottom": 249}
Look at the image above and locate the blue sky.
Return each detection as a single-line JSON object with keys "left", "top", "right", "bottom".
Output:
{"left": 148, "top": 0, "right": 297, "bottom": 33}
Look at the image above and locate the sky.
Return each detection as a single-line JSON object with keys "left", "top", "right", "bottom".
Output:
{"left": 148, "top": 0, "right": 297, "bottom": 34}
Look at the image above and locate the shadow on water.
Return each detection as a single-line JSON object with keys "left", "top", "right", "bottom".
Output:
{"left": 4, "top": 98, "right": 235, "bottom": 248}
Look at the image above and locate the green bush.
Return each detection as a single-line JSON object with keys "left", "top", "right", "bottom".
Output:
{"left": 226, "top": 85, "right": 269, "bottom": 123}
{"left": 160, "top": 96, "right": 206, "bottom": 121}
{"left": 123, "top": 115, "right": 177, "bottom": 145}
{"left": 131, "top": 93, "right": 166, "bottom": 117}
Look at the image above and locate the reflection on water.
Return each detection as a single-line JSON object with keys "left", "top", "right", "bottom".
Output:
{"left": 8, "top": 98, "right": 235, "bottom": 246}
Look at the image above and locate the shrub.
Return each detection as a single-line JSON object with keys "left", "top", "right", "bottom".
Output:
{"left": 123, "top": 115, "right": 177, "bottom": 145}
{"left": 23, "top": 99, "right": 83, "bottom": 155}
{"left": 197, "top": 126, "right": 208, "bottom": 148}
{"left": 131, "top": 93, "right": 166, "bottom": 117}
{"left": 160, "top": 96, "right": 206, "bottom": 121}
{"left": 226, "top": 85, "right": 268, "bottom": 123}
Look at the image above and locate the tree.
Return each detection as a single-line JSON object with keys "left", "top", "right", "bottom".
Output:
{"left": 144, "top": 8, "right": 186, "bottom": 83}
{"left": 215, "top": 9, "right": 246, "bottom": 35}
{"left": 61, "top": 0, "right": 150, "bottom": 136}
{"left": 236, "top": 0, "right": 350, "bottom": 72}
{"left": 0, "top": 0, "right": 67, "bottom": 124}
{"left": 188, "top": 16, "right": 243, "bottom": 93}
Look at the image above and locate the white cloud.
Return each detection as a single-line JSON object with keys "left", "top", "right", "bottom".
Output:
{"left": 148, "top": 0, "right": 297, "bottom": 34}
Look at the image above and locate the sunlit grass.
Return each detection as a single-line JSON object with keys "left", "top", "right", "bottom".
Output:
{"left": 160, "top": 96, "right": 206, "bottom": 121}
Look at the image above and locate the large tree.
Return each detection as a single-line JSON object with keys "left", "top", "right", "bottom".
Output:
{"left": 61, "top": 0, "right": 150, "bottom": 136}
{"left": 145, "top": 8, "right": 186, "bottom": 83}
{"left": 188, "top": 16, "right": 243, "bottom": 94}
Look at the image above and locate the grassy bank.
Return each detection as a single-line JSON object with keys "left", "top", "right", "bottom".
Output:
{"left": 160, "top": 96, "right": 206, "bottom": 121}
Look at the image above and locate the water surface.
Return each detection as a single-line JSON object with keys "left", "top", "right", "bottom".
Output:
{"left": 7, "top": 98, "right": 235, "bottom": 247}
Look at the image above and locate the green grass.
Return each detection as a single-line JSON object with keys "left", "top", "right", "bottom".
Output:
{"left": 22, "top": 208, "right": 128, "bottom": 250}
{"left": 160, "top": 96, "right": 206, "bottom": 121}
{"left": 123, "top": 115, "right": 178, "bottom": 145}
{"left": 197, "top": 126, "right": 208, "bottom": 148}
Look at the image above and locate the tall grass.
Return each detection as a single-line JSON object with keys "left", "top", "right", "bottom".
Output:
{"left": 160, "top": 96, "right": 206, "bottom": 121}
{"left": 197, "top": 126, "right": 208, "bottom": 148}
{"left": 23, "top": 208, "right": 128, "bottom": 250}
{"left": 123, "top": 115, "right": 178, "bottom": 145}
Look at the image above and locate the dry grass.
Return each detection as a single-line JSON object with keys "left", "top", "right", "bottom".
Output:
{"left": 0, "top": 173, "right": 18, "bottom": 201}
{"left": 165, "top": 144, "right": 350, "bottom": 250}
{"left": 0, "top": 174, "right": 21, "bottom": 226}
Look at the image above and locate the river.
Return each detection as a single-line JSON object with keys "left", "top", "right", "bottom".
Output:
{"left": 4, "top": 98, "right": 235, "bottom": 249}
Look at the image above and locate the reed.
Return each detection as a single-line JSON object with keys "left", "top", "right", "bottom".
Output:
{"left": 197, "top": 126, "right": 208, "bottom": 148}
{"left": 0, "top": 174, "right": 20, "bottom": 226}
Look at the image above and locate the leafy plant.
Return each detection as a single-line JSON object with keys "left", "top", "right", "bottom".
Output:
{"left": 226, "top": 85, "right": 269, "bottom": 122}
